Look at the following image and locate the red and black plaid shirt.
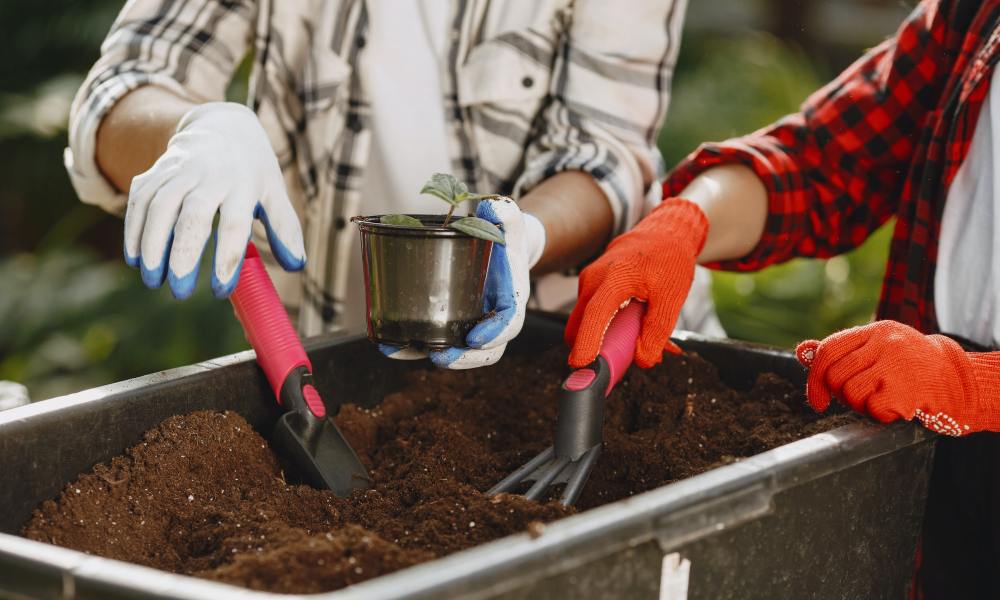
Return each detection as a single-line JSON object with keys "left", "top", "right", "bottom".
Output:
{"left": 665, "top": 0, "right": 1000, "bottom": 334}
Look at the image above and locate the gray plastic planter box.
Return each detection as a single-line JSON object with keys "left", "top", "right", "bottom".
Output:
{"left": 0, "top": 314, "right": 935, "bottom": 599}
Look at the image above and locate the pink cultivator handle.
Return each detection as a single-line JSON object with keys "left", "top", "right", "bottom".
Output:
{"left": 558, "top": 301, "right": 645, "bottom": 452}
{"left": 564, "top": 300, "right": 645, "bottom": 395}
{"left": 598, "top": 301, "right": 645, "bottom": 390}
{"left": 229, "top": 242, "right": 325, "bottom": 418}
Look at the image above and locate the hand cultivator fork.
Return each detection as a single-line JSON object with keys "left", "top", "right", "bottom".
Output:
{"left": 488, "top": 301, "right": 644, "bottom": 506}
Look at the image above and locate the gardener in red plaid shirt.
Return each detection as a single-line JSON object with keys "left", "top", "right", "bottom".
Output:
{"left": 568, "top": 0, "right": 1000, "bottom": 596}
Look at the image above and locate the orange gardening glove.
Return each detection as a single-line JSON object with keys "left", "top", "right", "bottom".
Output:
{"left": 565, "top": 197, "right": 708, "bottom": 369}
{"left": 796, "top": 320, "right": 1000, "bottom": 436}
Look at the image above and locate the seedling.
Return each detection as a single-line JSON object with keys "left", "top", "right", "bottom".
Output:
{"left": 380, "top": 173, "right": 506, "bottom": 244}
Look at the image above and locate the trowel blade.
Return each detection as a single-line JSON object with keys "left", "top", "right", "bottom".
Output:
{"left": 273, "top": 412, "right": 372, "bottom": 496}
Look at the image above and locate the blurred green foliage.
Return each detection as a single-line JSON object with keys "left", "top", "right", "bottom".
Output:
{"left": 0, "top": 250, "right": 246, "bottom": 400}
{"left": 660, "top": 32, "right": 822, "bottom": 167}
{"left": 711, "top": 226, "right": 892, "bottom": 348}
{"left": 0, "top": 0, "right": 247, "bottom": 400}
{"left": 0, "top": 2, "right": 896, "bottom": 400}
{"left": 658, "top": 32, "right": 892, "bottom": 348}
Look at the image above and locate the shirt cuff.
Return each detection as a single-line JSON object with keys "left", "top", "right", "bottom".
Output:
{"left": 65, "top": 72, "right": 198, "bottom": 216}
{"left": 64, "top": 146, "right": 127, "bottom": 217}
{"left": 513, "top": 145, "right": 645, "bottom": 238}
{"left": 521, "top": 212, "right": 546, "bottom": 268}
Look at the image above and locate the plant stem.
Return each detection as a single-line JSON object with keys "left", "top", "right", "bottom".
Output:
{"left": 443, "top": 204, "right": 457, "bottom": 227}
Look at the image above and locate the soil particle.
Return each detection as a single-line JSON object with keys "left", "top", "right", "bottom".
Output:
{"left": 23, "top": 348, "right": 855, "bottom": 593}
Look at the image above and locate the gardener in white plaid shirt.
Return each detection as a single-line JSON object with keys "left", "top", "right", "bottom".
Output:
{"left": 66, "top": 0, "right": 721, "bottom": 369}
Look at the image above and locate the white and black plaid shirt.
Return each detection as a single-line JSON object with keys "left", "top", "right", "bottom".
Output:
{"left": 66, "top": 0, "right": 688, "bottom": 335}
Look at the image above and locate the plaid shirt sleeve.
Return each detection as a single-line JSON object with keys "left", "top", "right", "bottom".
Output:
{"left": 64, "top": 0, "right": 255, "bottom": 215}
{"left": 664, "top": 1, "right": 945, "bottom": 270}
{"left": 515, "top": 1, "right": 688, "bottom": 236}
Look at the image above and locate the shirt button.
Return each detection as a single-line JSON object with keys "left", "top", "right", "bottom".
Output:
{"left": 357, "top": 36, "right": 367, "bottom": 49}
{"left": 522, "top": 76, "right": 534, "bottom": 88}
{"left": 335, "top": 217, "right": 347, "bottom": 230}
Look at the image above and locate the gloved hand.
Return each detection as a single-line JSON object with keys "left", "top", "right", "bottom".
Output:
{"left": 124, "top": 102, "right": 306, "bottom": 299}
{"left": 796, "top": 320, "right": 1000, "bottom": 436}
{"left": 565, "top": 198, "right": 708, "bottom": 369}
{"left": 380, "top": 197, "right": 546, "bottom": 369}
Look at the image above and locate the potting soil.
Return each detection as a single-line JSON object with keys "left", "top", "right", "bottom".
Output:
{"left": 22, "top": 348, "right": 856, "bottom": 594}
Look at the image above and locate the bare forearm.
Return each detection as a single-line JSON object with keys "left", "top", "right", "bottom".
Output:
{"left": 519, "top": 171, "right": 615, "bottom": 275}
{"left": 676, "top": 164, "right": 768, "bottom": 263}
{"left": 95, "top": 86, "right": 196, "bottom": 193}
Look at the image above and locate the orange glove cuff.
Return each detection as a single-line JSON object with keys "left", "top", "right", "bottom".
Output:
{"left": 967, "top": 351, "right": 1000, "bottom": 431}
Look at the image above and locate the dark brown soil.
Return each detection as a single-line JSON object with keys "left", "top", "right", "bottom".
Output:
{"left": 22, "top": 349, "right": 856, "bottom": 594}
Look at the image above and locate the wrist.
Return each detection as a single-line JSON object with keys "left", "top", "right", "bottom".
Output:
{"left": 675, "top": 164, "right": 767, "bottom": 263}
{"left": 633, "top": 197, "right": 709, "bottom": 257}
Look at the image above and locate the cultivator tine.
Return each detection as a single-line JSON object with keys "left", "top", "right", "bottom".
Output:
{"left": 524, "top": 455, "right": 571, "bottom": 501}
{"left": 487, "top": 444, "right": 602, "bottom": 506}
{"left": 487, "top": 447, "right": 555, "bottom": 496}
{"left": 560, "top": 445, "right": 601, "bottom": 505}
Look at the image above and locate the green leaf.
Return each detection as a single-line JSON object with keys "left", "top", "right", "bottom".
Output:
{"left": 420, "top": 173, "right": 469, "bottom": 206}
{"left": 450, "top": 217, "right": 505, "bottom": 245}
{"left": 379, "top": 214, "right": 424, "bottom": 227}
{"left": 463, "top": 193, "right": 501, "bottom": 202}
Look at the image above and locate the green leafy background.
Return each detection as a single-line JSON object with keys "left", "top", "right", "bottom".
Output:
{"left": 0, "top": 0, "right": 911, "bottom": 399}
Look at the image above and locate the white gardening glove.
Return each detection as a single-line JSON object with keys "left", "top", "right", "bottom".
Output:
{"left": 124, "top": 102, "right": 305, "bottom": 299}
{"left": 379, "top": 197, "right": 545, "bottom": 369}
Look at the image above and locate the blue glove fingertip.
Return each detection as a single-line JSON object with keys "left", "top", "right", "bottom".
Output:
{"left": 429, "top": 347, "right": 463, "bottom": 368}
{"left": 139, "top": 232, "right": 172, "bottom": 289}
{"left": 474, "top": 199, "right": 502, "bottom": 224}
{"left": 124, "top": 247, "right": 140, "bottom": 269}
{"left": 467, "top": 311, "right": 513, "bottom": 348}
{"left": 140, "top": 261, "right": 166, "bottom": 289}
{"left": 168, "top": 234, "right": 212, "bottom": 300}
{"left": 256, "top": 203, "right": 306, "bottom": 272}
{"left": 378, "top": 343, "right": 405, "bottom": 357}
{"left": 211, "top": 271, "right": 241, "bottom": 299}
{"left": 210, "top": 254, "right": 246, "bottom": 299}
{"left": 167, "top": 268, "right": 199, "bottom": 300}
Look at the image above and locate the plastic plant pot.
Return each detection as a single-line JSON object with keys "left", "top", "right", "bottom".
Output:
{"left": 352, "top": 214, "right": 493, "bottom": 351}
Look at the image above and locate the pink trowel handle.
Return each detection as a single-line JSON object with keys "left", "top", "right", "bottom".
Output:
{"left": 230, "top": 242, "right": 326, "bottom": 418}
{"left": 563, "top": 301, "right": 646, "bottom": 397}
